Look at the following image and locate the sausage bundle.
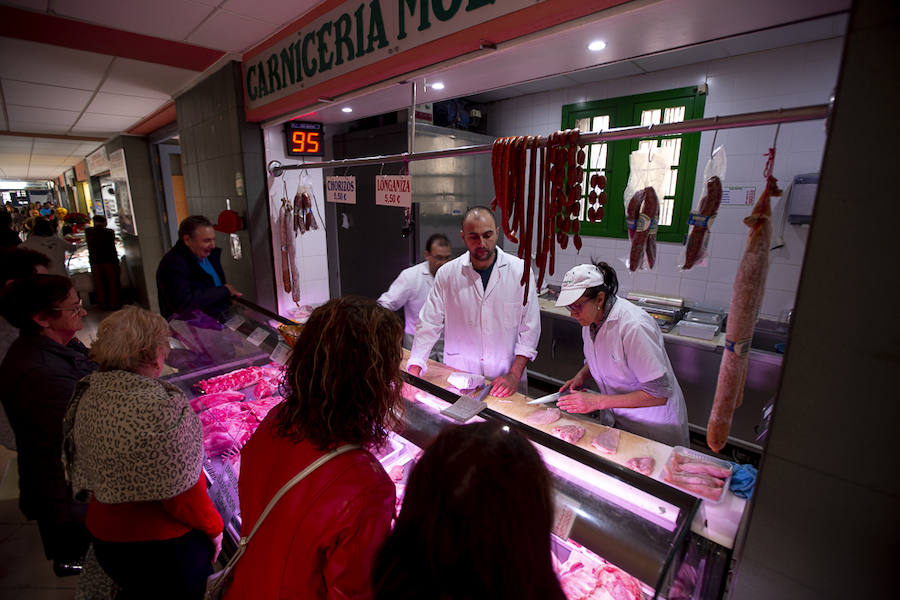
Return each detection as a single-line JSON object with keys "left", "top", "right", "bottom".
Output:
{"left": 279, "top": 197, "right": 301, "bottom": 303}
{"left": 625, "top": 187, "right": 659, "bottom": 271}
{"left": 491, "top": 130, "right": 599, "bottom": 304}
{"left": 682, "top": 176, "right": 722, "bottom": 269}
{"left": 706, "top": 174, "right": 781, "bottom": 452}
{"left": 682, "top": 146, "right": 727, "bottom": 270}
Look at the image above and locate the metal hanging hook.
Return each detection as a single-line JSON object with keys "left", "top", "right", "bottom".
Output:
{"left": 710, "top": 116, "right": 719, "bottom": 159}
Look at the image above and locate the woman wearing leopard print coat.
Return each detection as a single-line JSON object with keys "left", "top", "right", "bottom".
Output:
{"left": 63, "top": 306, "right": 223, "bottom": 598}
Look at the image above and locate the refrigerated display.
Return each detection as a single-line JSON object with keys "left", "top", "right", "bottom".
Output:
{"left": 161, "top": 300, "right": 742, "bottom": 599}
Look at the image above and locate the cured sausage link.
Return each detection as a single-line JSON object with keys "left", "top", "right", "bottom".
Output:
{"left": 707, "top": 175, "right": 780, "bottom": 452}
{"left": 683, "top": 176, "right": 723, "bottom": 269}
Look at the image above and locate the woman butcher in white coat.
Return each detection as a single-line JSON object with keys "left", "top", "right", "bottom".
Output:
{"left": 555, "top": 262, "right": 689, "bottom": 447}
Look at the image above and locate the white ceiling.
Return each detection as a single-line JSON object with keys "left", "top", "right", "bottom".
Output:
{"left": 0, "top": 0, "right": 851, "bottom": 182}
{"left": 0, "top": 0, "right": 322, "bottom": 180}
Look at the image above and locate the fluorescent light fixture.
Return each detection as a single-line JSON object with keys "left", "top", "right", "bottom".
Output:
{"left": 341, "top": 107, "right": 353, "bottom": 113}
{"left": 431, "top": 82, "right": 445, "bottom": 90}
{"left": 588, "top": 40, "right": 607, "bottom": 52}
{"left": 0, "top": 181, "right": 30, "bottom": 189}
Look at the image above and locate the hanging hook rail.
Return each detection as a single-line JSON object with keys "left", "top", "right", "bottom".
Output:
{"left": 267, "top": 103, "right": 828, "bottom": 176}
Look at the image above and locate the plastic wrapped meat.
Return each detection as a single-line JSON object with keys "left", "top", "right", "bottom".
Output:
{"left": 203, "top": 429, "right": 236, "bottom": 457}
{"left": 244, "top": 396, "right": 283, "bottom": 422}
{"left": 190, "top": 390, "right": 245, "bottom": 413}
{"left": 198, "top": 366, "right": 263, "bottom": 394}
{"left": 625, "top": 456, "right": 655, "bottom": 477}
{"left": 199, "top": 401, "right": 247, "bottom": 428}
{"left": 552, "top": 425, "right": 585, "bottom": 444}
{"left": 526, "top": 407, "right": 562, "bottom": 426}
{"left": 590, "top": 428, "right": 620, "bottom": 455}
{"left": 557, "top": 557, "right": 644, "bottom": 600}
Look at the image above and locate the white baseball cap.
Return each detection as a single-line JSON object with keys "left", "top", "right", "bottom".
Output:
{"left": 555, "top": 264, "right": 605, "bottom": 307}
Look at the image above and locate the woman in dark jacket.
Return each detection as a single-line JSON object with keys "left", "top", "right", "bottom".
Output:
{"left": 0, "top": 274, "right": 96, "bottom": 575}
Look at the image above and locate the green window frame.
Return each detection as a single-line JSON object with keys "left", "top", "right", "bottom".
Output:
{"left": 561, "top": 86, "right": 706, "bottom": 243}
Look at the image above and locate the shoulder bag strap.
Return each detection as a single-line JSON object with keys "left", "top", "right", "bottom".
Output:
{"left": 226, "top": 444, "right": 360, "bottom": 562}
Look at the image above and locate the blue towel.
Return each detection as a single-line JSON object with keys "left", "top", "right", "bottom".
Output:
{"left": 729, "top": 462, "right": 758, "bottom": 499}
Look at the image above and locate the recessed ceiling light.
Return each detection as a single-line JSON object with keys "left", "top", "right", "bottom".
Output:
{"left": 588, "top": 40, "right": 607, "bottom": 52}
{"left": 341, "top": 107, "right": 353, "bottom": 113}
{"left": 431, "top": 82, "right": 445, "bottom": 90}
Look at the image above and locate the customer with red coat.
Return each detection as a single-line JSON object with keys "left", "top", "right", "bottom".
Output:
{"left": 224, "top": 296, "right": 403, "bottom": 599}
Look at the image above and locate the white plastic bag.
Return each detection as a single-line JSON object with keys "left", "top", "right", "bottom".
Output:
{"left": 680, "top": 146, "right": 727, "bottom": 270}
{"left": 622, "top": 145, "right": 672, "bottom": 271}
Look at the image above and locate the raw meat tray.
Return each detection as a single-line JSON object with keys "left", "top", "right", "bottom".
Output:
{"left": 663, "top": 446, "right": 733, "bottom": 505}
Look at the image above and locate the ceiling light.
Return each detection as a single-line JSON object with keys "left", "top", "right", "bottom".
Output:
{"left": 431, "top": 82, "right": 445, "bottom": 90}
{"left": 342, "top": 107, "right": 353, "bottom": 113}
{"left": 588, "top": 40, "right": 607, "bottom": 52}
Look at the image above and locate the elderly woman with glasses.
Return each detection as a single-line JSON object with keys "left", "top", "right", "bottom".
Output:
{"left": 0, "top": 274, "right": 96, "bottom": 576}
{"left": 63, "top": 306, "right": 223, "bottom": 598}
{"left": 553, "top": 262, "right": 689, "bottom": 447}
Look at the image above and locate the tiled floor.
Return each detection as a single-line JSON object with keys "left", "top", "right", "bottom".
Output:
{"left": 0, "top": 447, "right": 77, "bottom": 599}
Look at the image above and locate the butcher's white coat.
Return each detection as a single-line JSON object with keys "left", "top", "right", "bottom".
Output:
{"left": 377, "top": 261, "right": 436, "bottom": 336}
{"left": 583, "top": 298, "right": 689, "bottom": 447}
{"left": 409, "top": 248, "right": 540, "bottom": 379}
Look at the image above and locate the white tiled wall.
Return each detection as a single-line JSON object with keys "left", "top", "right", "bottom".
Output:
{"left": 262, "top": 126, "right": 329, "bottom": 318}
{"left": 488, "top": 39, "right": 842, "bottom": 320}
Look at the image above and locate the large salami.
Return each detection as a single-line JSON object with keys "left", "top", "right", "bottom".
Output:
{"left": 707, "top": 174, "right": 780, "bottom": 452}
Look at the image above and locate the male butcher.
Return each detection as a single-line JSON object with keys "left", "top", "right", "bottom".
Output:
{"left": 378, "top": 233, "right": 452, "bottom": 357}
{"left": 407, "top": 206, "right": 540, "bottom": 397}
{"left": 156, "top": 215, "right": 241, "bottom": 320}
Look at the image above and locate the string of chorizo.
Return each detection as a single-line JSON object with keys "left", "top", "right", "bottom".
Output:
{"left": 683, "top": 176, "right": 723, "bottom": 269}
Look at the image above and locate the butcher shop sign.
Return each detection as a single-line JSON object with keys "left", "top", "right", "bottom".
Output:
{"left": 375, "top": 175, "right": 412, "bottom": 207}
{"left": 242, "top": 0, "right": 534, "bottom": 116}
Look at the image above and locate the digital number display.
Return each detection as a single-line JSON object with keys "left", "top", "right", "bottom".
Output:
{"left": 284, "top": 121, "right": 324, "bottom": 157}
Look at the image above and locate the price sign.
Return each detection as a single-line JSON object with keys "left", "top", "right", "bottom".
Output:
{"left": 269, "top": 342, "right": 292, "bottom": 365}
{"left": 325, "top": 176, "right": 357, "bottom": 204}
{"left": 246, "top": 327, "right": 269, "bottom": 347}
{"left": 552, "top": 492, "right": 580, "bottom": 541}
{"left": 721, "top": 185, "right": 757, "bottom": 206}
{"left": 375, "top": 175, "right": 412, "bottom": 207}
{"left": 225, "top": 315, "right": 245, "bottom": 331}
{"left": 284, "top": 121, "right": 324, "bottom": 157}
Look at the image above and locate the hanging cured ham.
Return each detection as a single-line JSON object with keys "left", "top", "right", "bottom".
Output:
{"left": 707, "top": 156, "right": 781, "bottom": 452}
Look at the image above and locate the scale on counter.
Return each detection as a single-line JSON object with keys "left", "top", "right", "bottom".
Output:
{"left": 625, "top": 291, "right": 687, "bottom": 332}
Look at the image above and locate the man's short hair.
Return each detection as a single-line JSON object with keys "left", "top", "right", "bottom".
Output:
{"left": 425, "top": 233, "right": 451, "bottom": 253}
{"left": 462, "top": 206, "right": 497, "bottom": 227}
{"left": 93, "top": 215, "right": 107, "bottom": 227}
{"left": 178, "top": 215, "right": 213, "bottom": 241}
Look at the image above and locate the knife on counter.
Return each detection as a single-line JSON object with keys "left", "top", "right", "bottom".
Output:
{"left": 526, "top": 391, "right": 562, "bottom": 405}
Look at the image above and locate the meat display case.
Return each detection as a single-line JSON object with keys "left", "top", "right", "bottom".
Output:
{"left": 161, "top": 300, "right": 741, "bottom": 599}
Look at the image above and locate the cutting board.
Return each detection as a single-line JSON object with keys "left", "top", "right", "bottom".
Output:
{"left": 402, "top": 350, "right": 672, "bottom": 478}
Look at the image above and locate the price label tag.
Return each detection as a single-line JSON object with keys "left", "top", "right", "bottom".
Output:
{"left": 225, "top": 315, "right": 245, "bottom": 331}
{"left": 269, "top": 342, "right": 292, "bottom": 365}
{"left": 375, "top": 175, "right": 412, "bottom": 207}
{"left": 326, "top": 176, "right": 357, "bottom": 204}
{"left": 552, "top": 492, "right": 580, "bottom": 541}
{"left": 246, "top": 327, "right": 269, "bottom": 347}
{"left": 721, "top": 185, "right": 757, "bottom": 205}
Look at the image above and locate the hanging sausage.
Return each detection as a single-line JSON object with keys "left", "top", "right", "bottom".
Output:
{"left": 706, "top": 148, "right": 780, "bottom": 452}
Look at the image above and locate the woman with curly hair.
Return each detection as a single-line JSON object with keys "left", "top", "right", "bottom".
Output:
{"left": 224, "top": 296, "right": 404, "bottom": 600}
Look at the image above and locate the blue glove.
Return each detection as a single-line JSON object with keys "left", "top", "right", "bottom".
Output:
{"left": 729, "top": 462, "right": 758, "bottom": 499}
